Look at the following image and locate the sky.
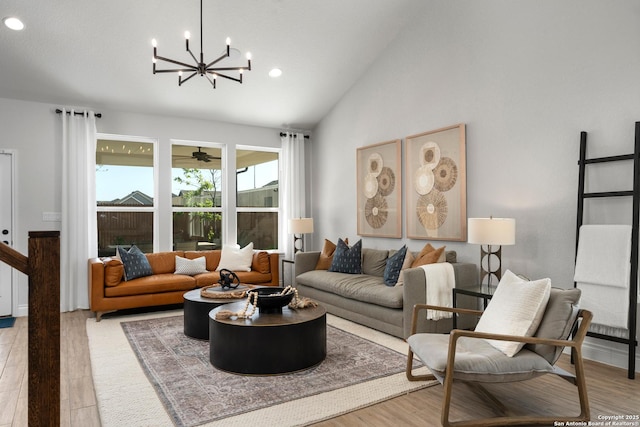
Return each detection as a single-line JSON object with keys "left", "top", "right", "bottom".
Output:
{"left": 96, "top": 161, "right": 278, "bottom": 202}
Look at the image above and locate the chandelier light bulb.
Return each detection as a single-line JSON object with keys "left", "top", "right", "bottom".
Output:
{"left": 246, "top": 52, "right": 252, "bottom": 60}
{"left": 152, "top": 56, "right": 156, "bottom": 63}
{"left": 184, "top": 31, "right": 191, "bottom": 40}
{"left": 151, "top": 38, "right": 157, "bottom": 47}
{"left": 226, "top": 37, "right": 231, "bottom": 45}
{"left": 178, "top": 71, "right": 183, "bottom": 77}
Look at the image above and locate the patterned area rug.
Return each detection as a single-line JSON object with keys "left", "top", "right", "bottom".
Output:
{"left": 87, "top": 310, "right": 434, "bottom": 427}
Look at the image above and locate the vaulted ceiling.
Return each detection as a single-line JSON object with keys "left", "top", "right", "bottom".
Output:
{"left": 0, "top": 0, "right": 421, "bottom": 130}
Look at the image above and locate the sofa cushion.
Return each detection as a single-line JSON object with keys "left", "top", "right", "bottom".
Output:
{"left": 146, "top": 251, "right": 184, "bottom": 274}
{"left": 252, "top": 251, "right": 270, "bottom": 274}
{"left": 216, "top": 243, "right": 254, "bottom": 272}
{"left": 185, "top": 250, "right": 221, "bottom": 271}
{"left": 383, "top": 246, "right": 407, "bottom": 286}
{"left": 329, "top": 239, "right": 363, "bottom": 274}
{"left": 104, "top": 273, "right": 196, "bottom": 297}
{"left": 361, "top": 248, "right": 389, "bottom": 276}
{"left": 527, "top": 287, "right": 581, "bottom": 363}
{"left": 174, "top": 256, "right": 208, "bottom": 276}
{"left": 296, "top": 270, "right": 403, "bottom": 309}
{"left": 118, "top": 245, "right": 153, "bottom": 281}
{"left": 194, "top": 271, "right": 272, "bottom": 287}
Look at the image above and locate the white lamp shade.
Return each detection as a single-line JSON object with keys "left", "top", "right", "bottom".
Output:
{"left": 289, "top": 218, "right": 314, "bottom": 234}
{"left": 467, "top": 218, "right": 516, "bottom": 245}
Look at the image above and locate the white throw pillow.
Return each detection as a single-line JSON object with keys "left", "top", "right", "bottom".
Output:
{"left": 475, "top": 270, "right": 551, "bottom": 357}
{"left": 216, "top": 242, "right": 254, "bottom": 272}
{"left": 174, "top": 256, "right": 208, "bottom": 276}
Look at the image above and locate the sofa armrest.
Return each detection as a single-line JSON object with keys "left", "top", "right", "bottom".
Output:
{"left": 88, "top": 258, "right": 106, "bottom": 311}
{"left": 267, "top": 252, "right": 280, "bottom": 286}
{"left": 402, "top": 262, "right": 478, "bottom": 338}
{"left": 293, "top": 251, "right": 321, "bottom": 284}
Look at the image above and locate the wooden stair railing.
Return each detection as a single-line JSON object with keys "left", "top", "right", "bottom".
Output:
{"left": 0, "top": 231, "right": 60, "bottom": 426}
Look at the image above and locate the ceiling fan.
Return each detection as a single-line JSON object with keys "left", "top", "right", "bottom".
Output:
{"left": 175, "top": 147, "right": 221, "bottom": 163}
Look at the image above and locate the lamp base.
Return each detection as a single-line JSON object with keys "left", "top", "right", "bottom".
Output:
{"left": 293, "top": 234, "right": 305, "bottom": 253}
{"left": 479, "top": 245, "right": 502, "bottom": 287}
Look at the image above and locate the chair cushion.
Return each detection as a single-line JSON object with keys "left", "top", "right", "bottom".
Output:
{"left": 527, "top": 287, "right": 582, "bottom": 363}
{"left": 475, "top": 270, "right": 551, "bottom": 357}
{"left": 408, "top": 333, "right": 555, "bottom": 383}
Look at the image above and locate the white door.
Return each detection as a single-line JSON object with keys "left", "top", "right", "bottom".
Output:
{"left": 0, "top": 151, "right": 13, "bottom": 316}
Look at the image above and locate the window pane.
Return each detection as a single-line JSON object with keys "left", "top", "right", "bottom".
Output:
{"left": 96, "top": 140, "right": 154, "bottom": 205}
{"left": 172, "top": 145, "right": 222, "bottom": 208}
{"left": 238, "top": 212, "right": 278, "bottom": 250}
{"left": 173, "top": 212, "right": 222, "bottom": 251}
{"left": 237, "top": 150, "right": 278, "bottom": 208}
{"left": 97, "top": 211, "right": 153, "bottom": 257}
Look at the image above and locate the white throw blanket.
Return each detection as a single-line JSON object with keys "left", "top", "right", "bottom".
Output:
{"left": 574, "top": 224, "right": 632, "bottom": 329}
{"left": 419, "top": 263, "right": 455, "bottom": 320}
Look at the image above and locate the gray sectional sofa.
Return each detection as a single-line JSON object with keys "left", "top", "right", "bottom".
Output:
{"left": 294, "top": 248, "right": 478, "bottom": 339}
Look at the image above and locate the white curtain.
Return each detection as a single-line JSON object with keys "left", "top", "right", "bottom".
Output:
{"left": 281, "top": 132, "right": 307, "bottom": 260}
{"left": 60, "top": 109, "right": 97, "bottom": 312}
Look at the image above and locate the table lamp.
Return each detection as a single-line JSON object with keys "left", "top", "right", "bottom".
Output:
{"left": 289, "top": 218, "right": 314, "bottom": 253}
{"left": 467, "top": 217, "right": 516, "bottom": 286}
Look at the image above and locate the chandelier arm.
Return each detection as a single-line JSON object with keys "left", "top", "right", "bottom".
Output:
{"left": 186, "top": 47, "right": 199, "bottom": 66}
{"left": 179, "top": 71, "right": 198, "bottom": 85}
{"left": 155, "top": 68, "right": 197, "bottom": 73}
{"left": 203, "top": 73, "right": 217, "bottom": 89}
{"left": 206, "top": 65, "right": 250, "bottom": 72}
{"left": 154, "top": 55, "right": 198, "bottom": 70}
{"left": 205, "top": 53, "right": 231, "bottom": 69}
{"left": 210, "top": 72, "right": 242, "bottom": 83}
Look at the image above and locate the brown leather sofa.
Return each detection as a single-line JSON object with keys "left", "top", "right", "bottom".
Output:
{"left": 89, "top": 250, "right": 279, "bottom": 321}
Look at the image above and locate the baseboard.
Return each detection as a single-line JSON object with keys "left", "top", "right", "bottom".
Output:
{"left": 14, "top": 303, "right": 28, "bottom": 317}
{"left": 580, "top": 336, "right": 640, "bottom": 374}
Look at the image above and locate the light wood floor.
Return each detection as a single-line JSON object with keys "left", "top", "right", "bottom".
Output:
{"left": 1, "top": 310, "right": 639, "bottom": 427}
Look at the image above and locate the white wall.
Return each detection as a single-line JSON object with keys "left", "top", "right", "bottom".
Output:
{"left": 0, "top": 97, "right": 281, "bottom": 315}
{"left": 312, "top": 0, "right": 640, "bottom": 370}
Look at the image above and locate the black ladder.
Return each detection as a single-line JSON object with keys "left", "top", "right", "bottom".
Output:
{"left": 575, "top": 122, "right": 639, "bottom": 379}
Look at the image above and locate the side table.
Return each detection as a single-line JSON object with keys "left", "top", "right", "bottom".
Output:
{"left": 281, "top": 258, "right": 294, "bottom": 286}
{"left": 452, "top": 284, "right": 495, "bottom": 329}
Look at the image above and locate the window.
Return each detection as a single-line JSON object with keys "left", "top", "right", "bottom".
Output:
{"left": 236, "top": 149, "right": 279, "bottom": 250}
{"left": 172, "top": 144, "right": 223, "bottom": 251}
{"left": 96, "top": 138, "right": 155, "bottom": 257}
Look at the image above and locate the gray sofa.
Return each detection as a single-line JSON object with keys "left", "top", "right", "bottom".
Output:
{"left": 294, "top": 248, "right": 478, "bottom": 339}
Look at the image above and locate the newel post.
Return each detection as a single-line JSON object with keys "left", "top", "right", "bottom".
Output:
{"left": 27, "top": 231, "right": 60, "bottom": 426}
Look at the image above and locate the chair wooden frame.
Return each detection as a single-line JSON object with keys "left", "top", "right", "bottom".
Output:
{"left": 406, "top": 304, "right": 592, "bottom": 427}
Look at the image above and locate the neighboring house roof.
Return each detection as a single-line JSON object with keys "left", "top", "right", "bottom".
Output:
{"left": 98, "top": 190, "right": 154, "bottom": 206}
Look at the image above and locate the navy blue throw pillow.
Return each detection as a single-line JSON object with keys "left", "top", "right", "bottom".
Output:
{"left": 328, "top": 239, "right": 362, "bottom": 274}
{"left": 118, "top": 245, "right": 153, "bottom": 281}
{"left": 383, "top": 245, "right": 407, "bottom": 286}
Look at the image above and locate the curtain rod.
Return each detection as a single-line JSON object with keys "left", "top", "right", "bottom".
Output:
{"left": 55, "top": 108, "right": 102, "bottom": 118}
{"left": 279, "top": 132, "right": 309, "bottom": 139}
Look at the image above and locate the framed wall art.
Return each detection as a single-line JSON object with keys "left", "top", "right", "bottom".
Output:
{"left": 356, "top": 139, "right": 402, "bottom": 238}
{"left": 405, "top": 124, "right": 466, "bottom": 241}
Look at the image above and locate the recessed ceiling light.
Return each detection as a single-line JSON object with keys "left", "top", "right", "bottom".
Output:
{"left": 269, "top": 68, "right": 282, "bottom": 78}
{"left": 3, "top": 17, "right": 25, "bottom": 31}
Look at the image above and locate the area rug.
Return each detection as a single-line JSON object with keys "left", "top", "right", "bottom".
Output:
{"left": 0, "top": 316, "right": 16, "bottom": 328}
{"left": 87, "top": 310, "right": 434, "bottom": 427}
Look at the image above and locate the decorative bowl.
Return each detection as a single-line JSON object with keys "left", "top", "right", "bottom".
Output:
{"left": 251, "top": 287, "right": 294, "bottom": 314}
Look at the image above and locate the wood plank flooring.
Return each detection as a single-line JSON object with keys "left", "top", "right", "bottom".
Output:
{"left": 0, "top": 310, "right": 638, "bottom": 426}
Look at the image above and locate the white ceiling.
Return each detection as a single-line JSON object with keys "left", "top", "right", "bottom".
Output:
{"left": 0, "top": 0, "right": 422, "bottom": 130}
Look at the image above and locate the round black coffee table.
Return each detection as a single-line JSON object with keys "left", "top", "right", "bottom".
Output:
{"left": 183, "top": 287, "right": 250, "bottom": 340}
{"left": 209, "top": 301, "right": 326, "bottom": 375}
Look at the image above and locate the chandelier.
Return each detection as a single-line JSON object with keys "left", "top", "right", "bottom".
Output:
{"left": 151, "top": 0, "right": 251, "bottom": 88}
